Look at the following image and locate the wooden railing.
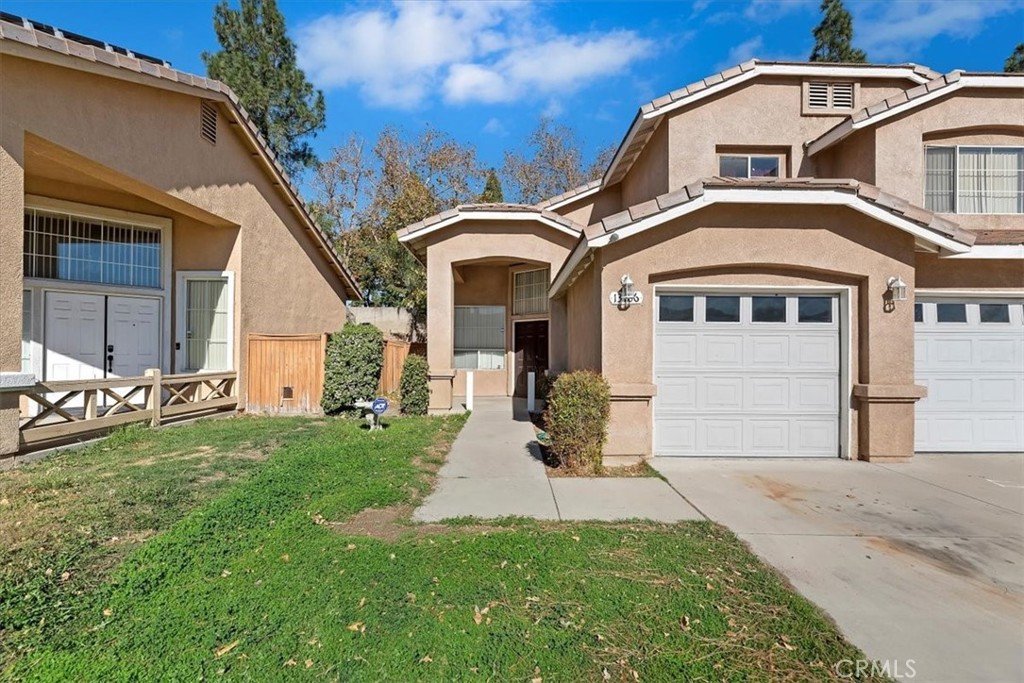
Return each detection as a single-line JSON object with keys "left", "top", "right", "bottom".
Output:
{"left": 17, "top": 370, "right": 237, "bottom": 448}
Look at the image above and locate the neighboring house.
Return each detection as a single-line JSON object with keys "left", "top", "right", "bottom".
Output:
{"left": 0, "top": 16, "right": 361, "bottom": 456}
{"left": 399, "top": 60, "right": 1024, "bottom": 461}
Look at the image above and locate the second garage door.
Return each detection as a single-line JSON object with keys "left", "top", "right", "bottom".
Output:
{"left": 654, "top": 292, "right": 841, "bottom": 457}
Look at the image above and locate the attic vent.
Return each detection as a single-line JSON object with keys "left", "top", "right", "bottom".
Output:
{"left": 807, "top": 82, "right": 830, "bottom": 109}
{"left": 200, "top": 100, "right": 217, "bottom": 145}
{"left": 831, "top": 82, "right": 855, "bottom": 109}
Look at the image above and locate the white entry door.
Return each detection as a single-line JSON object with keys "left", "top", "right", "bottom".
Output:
{"left": 44, "top": 292, "right": 105, "bottom": 383}
{"left": 915, "top": 299, "right": 1024, "bottom": 452}
{"left": 654, "top": 292, "right": 841, "bottom": 457}
{"left": 107, "top": 296, "right": 161, "bottom": 379}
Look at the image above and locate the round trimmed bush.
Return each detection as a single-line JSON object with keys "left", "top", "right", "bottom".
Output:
{"left": 321, "top": 323, "right": 385, "bottom": 415}
{"left": 544, "top": 370, "right": 610, "bottom": 473}
{"left": 399, "top": 353, "right": 430, "bottom": 415}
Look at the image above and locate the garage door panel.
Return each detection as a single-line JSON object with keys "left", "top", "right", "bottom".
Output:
{"left": 656, "top": 335, "right": 697, "bottom": 367}
{"left": 790, "top": 335, "right": 838, "bottom": 369}
{"left": 747, "top": 419, "right": 789, "bottom": 451}
{"left": 702, "top": 376, "right": 744, "bottom": 409}
{"left": 747, "top": 335, "right": 789, "bottom": 366}
{"left": 793, "top": 377, "right": 839, "bottom": 412}
{"left": 701, "top": 335, "right": 744, "bottom": 365}
{"left": 655, "top": 419, "right": 697, "bottom": 454}
{"left": 794, "top": 419, "right": 838, "bottom": 454}
{"left": 915, "top": 298, "right": 1024, "bottom": 452}
{"left": 656, "top": 376, "right": 697, "bottom": 409}
{"left": 701, "top": 419, "right": 744, "bottom": 452}
{"left": 747, "top": 377, "right": 788, "bottom": 411}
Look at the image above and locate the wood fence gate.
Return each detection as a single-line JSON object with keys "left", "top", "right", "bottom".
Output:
{"left": 246, "top": 333, "right": 327, "bottom": 414}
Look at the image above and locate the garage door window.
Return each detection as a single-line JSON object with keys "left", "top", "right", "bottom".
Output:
{"left": 936, "top": 303, "right": 967, "bottom": 323}
{"left": 659, "top": 295, "right": 694, "bottom": 322}
{"left": 752, "top": 296, "right": 786, "bottom": 323}
{"left": 705, "top": 296, "right": 740, "bottom": 322}
{"left": 914, "top": 303, "right": 923, "bottom": 323}
{"left": 798, "top": 296, "right": 832, "bottom": 323}
{"left": 980, "top": 303, "right": 1010, "bottom": 323}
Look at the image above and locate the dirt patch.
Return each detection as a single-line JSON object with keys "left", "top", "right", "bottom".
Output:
{"left": 132, "top": 446, "right": 216, "bottom": 467}
{"left": 323, "top": 505, "right": 509, "bottom": 543}
{"left": 867, "top": 536, "right": 978, "bottom": 578}
{"left": 746, "top": 476, "right": 805, "bottom": 503}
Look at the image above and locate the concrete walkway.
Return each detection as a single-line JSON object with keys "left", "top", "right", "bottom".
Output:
{"left": 414, "top": 398, "right": 701, "bottom": 522}
{"left": 651, "top": 455, "right": 1024, "bottom": 683}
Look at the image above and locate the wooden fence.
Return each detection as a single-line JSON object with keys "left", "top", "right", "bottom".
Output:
{"left": 246, "top": 333, "right": 327, "bottom": 414}
{"left": 379, "top": 340, "right": 426, "bottom": 395}
{"left": 16, "top": 370, "right": 237, "bottom": 449}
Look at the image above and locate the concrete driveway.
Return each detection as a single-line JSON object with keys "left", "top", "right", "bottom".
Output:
{"left": 652, "top": 454, "right": 1024, "bottom": 683}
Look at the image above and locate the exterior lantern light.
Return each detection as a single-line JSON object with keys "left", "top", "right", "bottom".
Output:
{"left": 887, "top": 276, "right": 908, "bottom": 302}
{"left": 609, "top": 273, "right": 643, "bottom": 308}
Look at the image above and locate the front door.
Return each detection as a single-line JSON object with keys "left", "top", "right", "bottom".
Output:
{"left": 106, "top": 296, "right": 161, "bottom": 379}
{"left": 514, "top": 320, "right": 548, "bottom": 397}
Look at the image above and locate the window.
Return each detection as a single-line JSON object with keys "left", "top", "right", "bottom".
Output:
{"left": 980, "top": 303, "right": 1010, "bottom": 323}
{"left": 24, "top": 208, "right": 162, "bottom": 288}
{"left": 914, "top": 303, "right": 923, "bottom": 323}
{"left": 183, "top": 277, "right": 232, "bottom": 371}
{"left": 21, "top": 291, "right": 31, "bottom": 374}
{"left": 719, "top": 155, "right": 781, "bottom": 179}
{"left": 513, "top": 268, "right": 549, "bottom": 315}
{"left": 798, "top": 297, "right": 832, "bottom": 323}
{"left": 705, "top": 296, "right": 740, "bottom": 322}
{"left": 454, "top": 306, "right": 505, "bottom": 370}
{"left": 751, "top": 296, "right": 786, "bottom": 323}
{"left": 659, "top": 295, "right": 694, "bottom": 322}
{"left": 925, "top": 146, "right": 1024, "bottom": 214}
{"left": 936, "top": 303, "right": 967, "bottom": 323}
{"left": 805, "top": 81, "right": 856, "bottom": 112}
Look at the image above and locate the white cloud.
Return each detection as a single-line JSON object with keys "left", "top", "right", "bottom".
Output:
{"left": 542, "top": 99, "right": 565, "bottom": 118}
{"left": 716, "top": 36, "right": 764, "bottom": 70}
{"left": 854, "top": 0, "right": 1021, "bottom": 61}
{"left": 296, "top": 1, "right": 653, "bottom": 109}
{"left": 482, "top": 117, "right": 508, "bottom": 136}
{"left": 742, "top": 0, "right": 815, "bottom": 21}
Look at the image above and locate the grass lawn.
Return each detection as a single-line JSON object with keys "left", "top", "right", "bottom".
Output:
{"left": 1, "top": 415, "right": 882, "bottom": 682}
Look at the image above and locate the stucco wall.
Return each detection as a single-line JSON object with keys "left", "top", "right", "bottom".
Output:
{"left": 621, "top": 122, "right": 669, "bottom": 209}
{"left": 0, "top": 54, "right": 351, "bottom": 414}
{"left": 915, "top": 254, "right": 1024, "bottom": 289}
{"left": 564, "top": 257, "right": 602, "bottom": 372}
{"left": 556, "top": 184, "right": 623, "bottom": 228}
{"left": 869, "top": 89, "right": 1024, "bottom": 234}
{"left": 595, "top": 203, "right": 919, "bottom": 458}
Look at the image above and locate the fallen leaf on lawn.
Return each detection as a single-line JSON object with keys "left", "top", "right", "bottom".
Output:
{"left": 60, "top": 571, "right": 71, "bottom": 581}
{"left": 389, "top": 553, "right": 396, "bottom": 560}
{"left": 346, "top": 544, "right": 356, "bottom": 551}
{"left": 45, "top": 568, "right": 53, "bottom": 577}
{"left": 500, "top": 560, "right": 508, "bottom": 568}
{"left": 406, "top": 593, "right": 416, "bottom": 603}
{"left": 221, "top": 569, "right": 231, "bottom": 578}
{"left": 680, "top": 615, "right": 691, "bottom": 631}
{"left": 347, "top": 622, "right": 365, "bottom": 632}
{"left": 284, "top": 659, "right": 297, "bottom": 667}
{"left": 359, "top": 597, "right": 366, "bottom": 607}
{"left": 778, "top": 635, "right": 796, "bottom": 651}
{"left": 705, "top": 583, "right": 714, "bottom": 591}
{"left": 532, "top": 678, "right": 542, "bottom": 683}
{"left": 215, "top": 640, "right": 239, "bottom": 658}
{"left": 305, "top": 659, "right": 313, "bottom": 669}
{"left": 419, "top": 655, "right": 432, "bottom": 663}
{"left": 473, "top": 607, "right": 483, "bottom": 625}
{"left": 572, "top": 536, "right": 580, "bottom": 542}
{"left": 102, "top": 608, "right": 113, "bottom": 617}
{"left": 280, "top": 554, "right": 290, "bottom": 563}
{"left": 602, "top": 669, "right": 611, "bottom": 680}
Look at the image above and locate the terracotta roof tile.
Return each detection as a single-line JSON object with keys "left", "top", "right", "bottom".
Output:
{"left": 534, "top": 178, "right": 601, "bottom": 209}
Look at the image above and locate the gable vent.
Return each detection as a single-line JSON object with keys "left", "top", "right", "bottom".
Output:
{"left": 831, "top": 82, "right": 855, "bottom": 109}
{"left": 200, "top": 100, "right": 217, "bottom": 145}
{"left": 807, "top": 82, "right": 830, "bottom": 109}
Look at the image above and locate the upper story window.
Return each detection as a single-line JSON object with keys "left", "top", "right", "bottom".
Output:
{"left": 719, "top": 154, "right": 782, "bottom": 179}
{"left": 513, "top": 268, "right": 549, "bottom": 315}
{"left": 803, "top": 81, "right": 857, "bottom": 114}
{"left": 925, "top": 146, "right": 1024, "bottom": 214}
{"left": 24, "top": 208, "right": 163, "bottom": 288}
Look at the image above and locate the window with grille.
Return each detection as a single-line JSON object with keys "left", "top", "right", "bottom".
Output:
{"left": 23, "top": 208, "right": 162, "bottom": 288}
{"left": 805, "top": 81, "right": 857, "bottom": 112}
{"left": 454, "top": 305, "right": 505, "bottom": 370}
{"left": 21, "top": 290, "right": 31, "bottom": 374}
{"left": 925, "top": 146, "right": 1024, "bottom": 214}
{"left": 513, "top": 268, "right": 549, "bottom": 315}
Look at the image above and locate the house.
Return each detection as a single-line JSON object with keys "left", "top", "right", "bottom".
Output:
{"left": 0, "top": 15, "right": 361, "bottom": 456}
{"left": 399, "top": 60, "right": 1024, "bottom": 461}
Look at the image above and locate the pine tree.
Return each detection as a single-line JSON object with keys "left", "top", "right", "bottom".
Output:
{"left": 1005, "top": 44, "right": 1024, "bottom": 73}
{"left": 479, "top": 169, "right": 504, "bottom": 203}
{"left": 809, "top": 0, "right": 867, "bottom": 63}
{"left": 203, "top": 0, "right": 326, "bottom": 177}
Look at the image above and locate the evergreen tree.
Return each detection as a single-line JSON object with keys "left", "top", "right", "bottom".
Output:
{"left": 479, "top": 169, "right": 504, "bottom": 203}
{"left": 809, "top": 0, "right": 867, "bottom": 63}
{"left": 203, "top": 0, "right": 326, "bottom": 177}
{"left": 1005, "top": 44, "right": 1024, "bottom": 73}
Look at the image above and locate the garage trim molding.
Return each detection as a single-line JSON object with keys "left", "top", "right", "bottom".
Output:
{"left": 652, "top": 284, "right": 853, "bottom": 459}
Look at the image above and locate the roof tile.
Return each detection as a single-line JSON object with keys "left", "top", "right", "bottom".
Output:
{"left": 601, "top": 209, "right": 634, "bottom": 233}
{"left": 656, "top": 187, "right": 690, "bottom": 211}
{"left": 628, "top": 198, "right": 661, "bottom": 222}
{"left": 704, "top": 72, "right": 724, "bottom": 87}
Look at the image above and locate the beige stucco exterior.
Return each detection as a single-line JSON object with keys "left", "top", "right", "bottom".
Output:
{"left": 404, "top": 62, "right": 1023, "bottom": 463}
{"left": 0, "top": 49, "right": 359, "bottom": 454}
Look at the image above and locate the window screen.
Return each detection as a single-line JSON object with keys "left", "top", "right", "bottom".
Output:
{"left": 454, "top": 306, "right": 505, "bottom": 369}
{"left": 185, "top": 278, "right": 230, "bottom": 371}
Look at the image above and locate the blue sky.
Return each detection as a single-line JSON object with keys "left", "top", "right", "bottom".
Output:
{"left": 4, "top": 1, "right": 1023, "bottom": 186}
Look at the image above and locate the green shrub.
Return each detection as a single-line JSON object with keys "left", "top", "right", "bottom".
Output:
{"left": 321, "top": 323, "right": 385, "bottom": 415}
{"left": 399, "top": 354, "right": 430, "bottom": 415}
{"left": 544, "top": 370, "right": 610, "bottom": 472}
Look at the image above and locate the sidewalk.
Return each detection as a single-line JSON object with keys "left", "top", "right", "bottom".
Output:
{"left": 413, "top": 397, "right": 701, "bottom": 522}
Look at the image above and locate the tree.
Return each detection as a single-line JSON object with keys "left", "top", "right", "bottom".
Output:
{"left": 809, "top": 0, "right": 867, "bottom": 63}
{"left": 203, "top": 0, "right": 326, "bottom": 177}
{"left": 1006, "top": 44, "right": 1024, "bottom": 73}
{"left": 502, "top": 118, "right": 615, "bottom": 204}
{"left": 311, "top": 127, "right": 484, "bottom": 328}
{"left": 479, "top": 169, "right": 504, "bottom": 203}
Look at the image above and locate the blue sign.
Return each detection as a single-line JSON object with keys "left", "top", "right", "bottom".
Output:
{"left": 371, "top": 398, "right": 389, "bottom": 415}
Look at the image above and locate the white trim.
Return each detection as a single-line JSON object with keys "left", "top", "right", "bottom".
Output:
{"left": 651, "top": 285, "right": 853, "bottom": 459}
{"left": 807, "top": 75, "right": 1024, "bottom": 156}
{"left": 924, "top": 144, "right": 1024, "bottom": 217}
{"left": 549, "top": 240, "right": 593, "bottom": 298}
{"left": 399, "top": 211, "right": 579, "bottom": 244}
{"left": 944, "top": 244, "right": 1024, "bottom": 259}
{"left": 541, "top": 185, "right": 602, "bottom": 211}
{"left": 25, "top": 194, "right": 173, "bottom": 230}
{"left": 587, "top": 188, "right": 971, "bottom": 254}
{"left": 175, "top": 271, "right": 236, "bottom": 373}
{"left": 915, "top": 288, "right": 1024, "bottom": 298}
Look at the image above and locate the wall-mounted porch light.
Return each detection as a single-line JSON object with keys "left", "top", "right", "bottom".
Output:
{"left": 887, "top": 276, "right": 908, "bottom": 302}
{"left": 609, "top": 274, "right": 643, "bottom": 308}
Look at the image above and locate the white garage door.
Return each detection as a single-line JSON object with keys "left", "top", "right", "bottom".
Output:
{"left": 654, "top": 293, "right": 841, "bottom": 457}
{"left": 915, "top": 299, "right": 1024, "bottom": 452}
